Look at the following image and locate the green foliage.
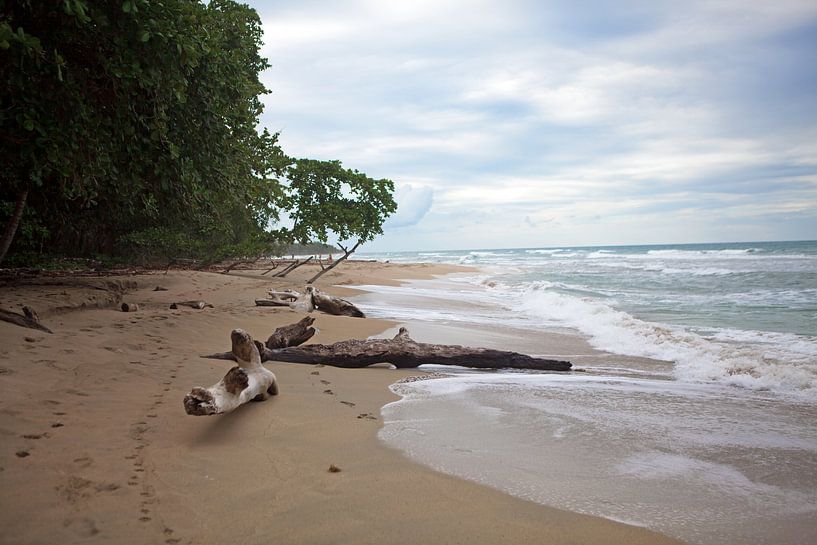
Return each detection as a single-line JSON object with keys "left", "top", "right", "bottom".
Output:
{"left": 286, "top": 159, "right": 397, "bottom": 246}
{"left": 0, "top": 200, "right": 49, "bottom": 255}
{"left": 0, "top": 1, "right": 395, "bottom": 266}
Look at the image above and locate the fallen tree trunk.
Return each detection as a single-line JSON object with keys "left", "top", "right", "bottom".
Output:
{"left": 267, "top": 289, "right": 300, "bottom": 300}
{"left": 308, "top": 286, "right": 364, "bottom": 317}
{"left": 254, "top": 286, "right": 364, "bottom": 317}
{"left": 170, "top": 300, "right": 214, "bottom": 309}
{"left": 273, "top": 256, "right": 314, "bottom": 278}
{"left": 222, "top": 257, "right": 259, "bottom": 274}
{"left": 204, "top": 321, "right": 571, "bottom": 372}
{"left": 0, "top": 305, "right": 53, "bottom": 333}
{"left": 255, "top": 298, "right": 291, "bottom": 307}
{"left": 266, "top": 316, "right": 317, "bottom": 348}
{"left": 308, "top": 240, "right": 360, "bottom": 284}
{"left": 184, "top": 329, "right": 279, "bottom": 416}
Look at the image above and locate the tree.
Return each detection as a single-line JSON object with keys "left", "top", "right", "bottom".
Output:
{"left": 0, "top": 0, "right": 288, "bottom": 263}
{"left": 0, "top": 1, "right": 396, "bottom": 267}
{"left": 285, "top": 158, "right": 397, "bottom": 282}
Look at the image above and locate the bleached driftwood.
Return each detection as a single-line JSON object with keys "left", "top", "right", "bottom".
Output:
{"left": 254, "top": 289, "right": 301, "bottom": 307}
{"left": 184, "top": 329, "right": 279, "bottom": 416}
{"left": 0, "top": 305, "right": 53, "bottom": 333}
{"left": 170, "top": 300, "right": 214, "bottom": 310}
{"left": 308, "top": 286, "right": 364, "bottom": 317}
{"left": 268, "top": 289, "right": 300, "bottom": 300}
{"left": 204, "top": 321, "right": 571, "bottom": 372}
{"left": 255, "top": 286, "right": 364, "bottom": 317}
{"left": 255, "top": 297, "right": 291, "bottom": 307}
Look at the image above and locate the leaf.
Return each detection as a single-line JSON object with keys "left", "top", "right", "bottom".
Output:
{"left": 140, "top": 30, "right": 150, "bottom": 42}
{"left": 122, "top": 1, "right": 132, "bottom": 13}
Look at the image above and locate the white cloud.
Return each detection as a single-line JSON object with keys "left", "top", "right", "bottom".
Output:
{"left": 384, "top": 185, "right": 434, "bottom": 229}
{"left": 248, "top": 0, "right": 817, "bottom": 251}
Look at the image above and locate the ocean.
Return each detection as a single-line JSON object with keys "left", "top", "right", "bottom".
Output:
{"left": 353, "top": 241, "right": 817, "bottom": 545}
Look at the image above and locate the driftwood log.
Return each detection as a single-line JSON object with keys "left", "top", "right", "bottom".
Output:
{"left": 170, "top": 300, "right": 214, "bottom": 310}
{"left": 254, "top": 298, "right": 291, "bottom": 307}
{"left": 0, "top": 306, "right": 53, "bottom": 333}
{"left": 204, "top": 319, "right": 571, "bottom": 372}
{"left": 254, "top": 289, "right": 301, "bottom": 307}
{"left": 255, "top": 287, "right": 364, "bottom": 318}
{"left": 308, "top": 287, "right": 364, "bottom": 318}
{"left": 184, "top": 329, "right": 279, "bottom": 416}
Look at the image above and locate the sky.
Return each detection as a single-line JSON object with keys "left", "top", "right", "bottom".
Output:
{"left": 248, "top": 0, "right": 817, "bottom": 252}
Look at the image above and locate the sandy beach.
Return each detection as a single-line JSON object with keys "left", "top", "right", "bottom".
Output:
{"left": 0, "top": 261, "right": 685, "bottom": 545}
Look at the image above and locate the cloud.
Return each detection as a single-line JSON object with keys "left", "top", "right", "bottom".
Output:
{"left": 384, "top": 185, "right": 434, "bottom": 229}
{"left": 248, "top": 0, "right": 817, "bottom": 251}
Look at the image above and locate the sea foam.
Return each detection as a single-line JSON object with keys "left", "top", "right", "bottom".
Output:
{"left": 510, "top": 283, "right": 817, "bottom": 400}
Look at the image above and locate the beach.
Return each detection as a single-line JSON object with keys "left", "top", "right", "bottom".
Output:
{"left": 358, "top": 243, "right": 817, "bottom": 545}
{"left": 0, "top": 261, "right": 684, "bottom": 545}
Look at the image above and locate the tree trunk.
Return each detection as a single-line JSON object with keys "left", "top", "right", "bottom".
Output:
{"left": 222, "top": 257, "right": 259, "bottom": 274}
{"left": 265, "top": 316, "right": 316, "bottom": 348}
{"left": 307, "top": 240, "right": 361, "bottom": 284}
{"left": 274, "top": 255, "right": 314, "bottom": 278}
{"left": 204, "top": 322, "right": 571, "bottom": 372}
{"left": 0, "top": 188, "right": 29, "bottom": 265}
{"left": 308, "top": 287, "right": 365, "bottom": 317}
{"left": 0, "top": 305, "right": 53, "bottom": 333}
{"left": 184, "top": 329, "right": 279, "bottom": 416}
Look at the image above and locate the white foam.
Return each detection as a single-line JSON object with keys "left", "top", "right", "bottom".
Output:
{"left": 512, "top": 285, "right": 817, "bottom": 401}
{"left": 660, "top": 267, "right": 735, "bottom": 276}
{"left": 526, "top": 248, "right": 567, "bottom": 255}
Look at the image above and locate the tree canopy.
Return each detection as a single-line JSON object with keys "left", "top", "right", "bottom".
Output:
{"left": 0, "top": 0, "right": 396, "bottom": 266}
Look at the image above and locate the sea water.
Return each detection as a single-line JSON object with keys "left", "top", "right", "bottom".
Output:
{"left": 355, "top": 241, "right": 817, "bottom": 545}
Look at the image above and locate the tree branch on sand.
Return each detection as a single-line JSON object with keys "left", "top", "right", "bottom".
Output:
{"left": 0, "top": 305, "right": 52, "bottom": 333}
{"left": 201, "top": 318, "right": 572, "bottom": 372}
{"left": 255, "top": 286, "right": 364, "bottom": 317}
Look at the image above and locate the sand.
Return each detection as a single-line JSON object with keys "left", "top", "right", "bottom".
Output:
{"left": 0, "top": 261, "right": 685, "bottom": 545}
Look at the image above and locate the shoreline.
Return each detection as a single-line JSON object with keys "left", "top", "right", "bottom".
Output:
{"left": 0, "top": 261, "right": 685, "bottom": 544}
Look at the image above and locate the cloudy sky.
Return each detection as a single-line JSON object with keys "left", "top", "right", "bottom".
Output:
{"left": 249, "top": 0, "right": 817, "bottom": 252}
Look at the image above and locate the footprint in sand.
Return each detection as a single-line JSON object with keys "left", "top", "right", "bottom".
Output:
{"left": 21, "top": 432, "right": 49, "bottom": 439}
{"left": 58, "top": 476, "right": 93, "bottom": 504}
{"left": 323, "top": 389, "right": 334, "bottom": 395}
{"left": 340, "top": 401, "right": 356, "bottom": 407}
{"left": 63, "top": 516, "right": 99, "bottom": 538}
{"left": 320, "top": 379, "right": 331, "bottom": 385}
{"left": 357, "top": 413, "right": 377, "bottom": 420}
{"left": 310, "top": 371, "right": 320, "bottom": 375}
{"left": 73, "top": 457, "right": 93, "bottom": 468}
